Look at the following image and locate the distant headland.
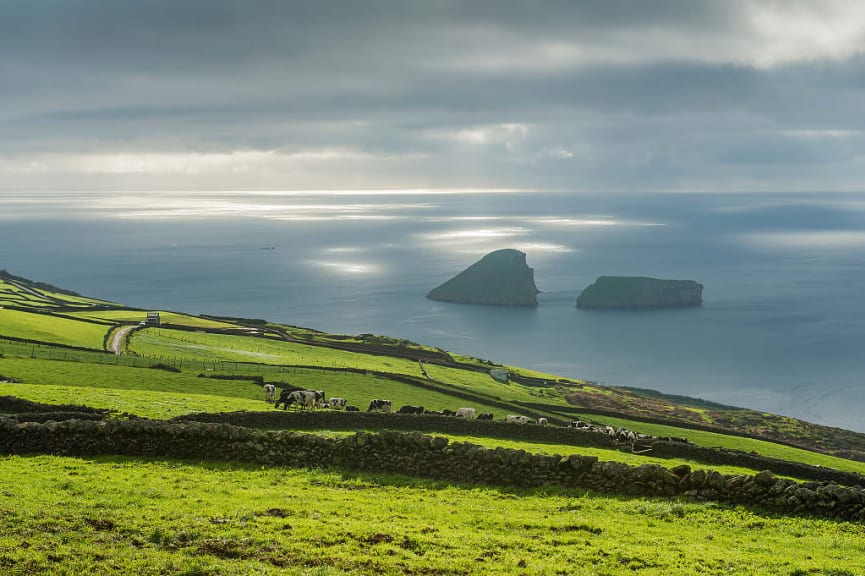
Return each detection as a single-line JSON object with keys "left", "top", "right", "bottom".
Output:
{"left": 577, "top": 276, "right": 703, "bottom": 309}
{"left": 427, "top": 249, "right": 539, "bottom": 307}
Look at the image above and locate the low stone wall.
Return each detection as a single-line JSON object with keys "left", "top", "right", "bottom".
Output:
{"left": 175, "top": 410, "right": 617, "bottom": 448}
{"left": 2, "top": 417, "right": 864, "bottom": 522}
{"left": 176, "top": 410, "right": 865, "bottom": 487}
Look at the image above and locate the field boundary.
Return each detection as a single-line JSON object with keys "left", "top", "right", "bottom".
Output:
{"left": 176, "top": 410, "right": 865, "bottom": 486}
{"left": 2, "top": 417, "right": 864, "bottom": 522}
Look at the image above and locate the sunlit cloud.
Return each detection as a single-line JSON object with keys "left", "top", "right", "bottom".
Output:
{"left": 434, "top": 1, "right": 865, "bottom": 72}
{"left": 0, "top": 150, "right": 279, "bottom": 175}
{"left": 429, "top": 124, "right": 530, "bottom": 150}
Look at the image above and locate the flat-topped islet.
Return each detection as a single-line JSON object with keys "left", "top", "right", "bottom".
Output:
{"left": 577, "top": 276, "right": 703, "bottom": 309}
{"left": 427, "top": 249, "right": 539, "bottom": 307}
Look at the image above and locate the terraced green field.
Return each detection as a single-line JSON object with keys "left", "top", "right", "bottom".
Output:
{"left": 1, "top": 455, "right": 863, "bottom": 576}
{"left": 66, "top": 309, "right": 241, "bottom": 329}
{"left": 0, "top": 308, "right": 110, "bottom": 349}
{"left": 4, "top": 273, "right": 865, "bottom": 574}
{"left": 0, "top": 276, "right": 116, "bottom": 309}
{"left": 128, "top": 329, "right": 562, "bottom": 408}
{"left": 0, "top": 364, "right": 507, "bottom": 420}
{"left": 129, "top": 328, "right": 432, "bottom": 373}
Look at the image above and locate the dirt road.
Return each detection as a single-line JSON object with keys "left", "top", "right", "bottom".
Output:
{"left": 109, "top": 325, "right": 135, "bottom": 355}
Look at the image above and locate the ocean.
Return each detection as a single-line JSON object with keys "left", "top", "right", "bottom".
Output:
{"left": 1, "top": 190, "right": 863, "bottom": 431}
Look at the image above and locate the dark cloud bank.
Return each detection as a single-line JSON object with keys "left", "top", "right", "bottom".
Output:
{"left": 1, "top": 0, "right": 864, "bottom": 191}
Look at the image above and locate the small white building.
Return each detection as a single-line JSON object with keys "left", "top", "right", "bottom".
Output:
{"left": 145, "top": 312, "right": 161, "bottom": 326}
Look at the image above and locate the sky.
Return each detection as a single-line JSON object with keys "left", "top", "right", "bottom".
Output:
{"left": 2, "top": 0, "right": 865, "bottom": 193}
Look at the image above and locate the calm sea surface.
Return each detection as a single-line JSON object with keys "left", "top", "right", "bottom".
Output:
{"left": 1, "top": 190, "right": 864, "bottom": 431}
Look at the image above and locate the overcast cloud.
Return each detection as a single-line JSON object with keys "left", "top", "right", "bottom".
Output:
{"left": 1, "top": 0, "right": 865, "bottom": 192}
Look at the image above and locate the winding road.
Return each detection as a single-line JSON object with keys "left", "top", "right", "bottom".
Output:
{"left": 109, "top": 325, "right": 135, "bottom": 355}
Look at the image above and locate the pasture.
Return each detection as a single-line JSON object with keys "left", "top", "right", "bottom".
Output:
{"left": 0, "top": 356, "right": 513, "bottom": 420}
{"left": 3, "top": 271, "right": 865, "bottom": 575}
{"left": 66, "top": 309, "right": 241, "bottom": 330}
{"left": 129, "top": 328, "right": 437, "bottom": 375}
{"left": 1, "top": 455, "right": 863, "bottom": 575}
{"left": 0, "top": 275, "right": 116, "bottom": 309}
{"left": 3, "top": 344, "right": 865, "bottom": 475}
{"left": 0, "top": 308, "right": 110, "bottom": 350}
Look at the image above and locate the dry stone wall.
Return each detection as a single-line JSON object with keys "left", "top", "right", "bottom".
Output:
{"left": 1, "top": 417, "right": 864, "bottom": 522}
{"left": 177, "top": 410, "right": 865, "bottom": 487}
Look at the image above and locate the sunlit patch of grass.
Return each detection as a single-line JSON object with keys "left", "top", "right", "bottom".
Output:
{"left": 0, "top": 308, "right": 110, "bottom": 349}
{"left": 1, "top": 455, "right": 863, "bottom": 575}
{"left": 0, "top": 383, "right": 261, "bottom": 419}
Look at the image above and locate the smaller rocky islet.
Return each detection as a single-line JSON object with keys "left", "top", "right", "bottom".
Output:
{"left": 428, "top": 249, "right": 702, "bottom": 309}
{"left": 576, "top": 276, "right": 703, "bottom": 309}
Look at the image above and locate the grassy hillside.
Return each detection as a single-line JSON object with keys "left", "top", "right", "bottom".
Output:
{"left": 3, "top": 270, "right": 865, "bottom": 574}
{"left": 1, "top": 455, "right": 862, "bottom": 576}
{"left": 2, "top": 271, "right": 865, "bottom": 464}
{"left": 0, "top": 308, "right": 111, "bottom": 349}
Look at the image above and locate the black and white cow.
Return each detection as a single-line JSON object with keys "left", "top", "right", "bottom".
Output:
{"left": 367, "top": 399, "right": 392, "bottom": 413}
{"left": 477, "top": 413, "right": 494, "bottom": 421}
{"left": 398, "top": 405, "right": 424, "bottom": 414}
{"left": 536, "top": 417, "right": 548, "bottom": 426}
{"left": 506, "top": 414, "right": 531, "bottom": 424}
{"left": 262, "top": 383, "right": 276, "bottom": 403}
{"left": 329, "top": 397, "right": 347, "bottom": 410}
{"left": 274, "top": 389, "right": 317, "bottom": 410}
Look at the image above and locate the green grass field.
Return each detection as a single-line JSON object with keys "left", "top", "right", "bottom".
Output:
{"left": 0, "top": 308, "right": 110, "bottom": 349}
{"left": 0, "top": 276, "right": 117, "bottom": 309}
{"left": 4, "top": 272, "right": 865, "bottom": 574}
{"left": 66, "top": 309, "right": 241, "bottom": 329}
{"left": 578, "top": 414, "right": 865, "bottom": 476}
{"left": 1, "top": 455, "right": 863, "bottom": 576}
{"left": 129, "top": 328, "right": 432, "bottom": 373}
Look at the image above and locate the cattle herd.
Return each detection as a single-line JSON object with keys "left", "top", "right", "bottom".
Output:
{"left": 265, "top": 384, "right": 543, "bottom": 423}
{"left": 262, "top": 384, "right": 691, "bottom": 448}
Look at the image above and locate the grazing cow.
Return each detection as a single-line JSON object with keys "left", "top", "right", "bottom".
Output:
{"left": 658, "top": 436, "right": 690, "bottom": 444}
{"left": 311, "top": 389, "right": 326, "bottom": 403}
{"left": 455, "top": 407, "right": 476, "bottom": 419}
{"left": 262, "top": 383, "right": 276, "bottom": 403}
{"left": 329, "top": 397, "right": 347, "bottom": 410}
{"left": 367, "top": 399, "right": 392, "bottom": 413}
{"left": 345, "top": 405, "right": 360, "bottom": 412}
{"left": 398, "top": 405, "right": 424, "bottom": 414}
{"left": 506, "top": 415, "right": 531, "bottom": 424}
{"left": 477, "top": 413, "right": 494, "bottom": 421}
{"left": 442, "top": 409, "right": 455, "bottom": 417}
{"left": 537, "top": 417, "right": 548, "bottom": 426}
{"left": 275, "top": 389, "right": 317, "bottom": 410}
